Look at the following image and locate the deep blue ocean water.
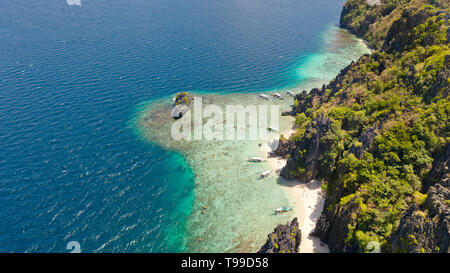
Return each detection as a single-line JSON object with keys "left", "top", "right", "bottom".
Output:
{"left": 0, "top": 0, "right": 347, "bottom": 252}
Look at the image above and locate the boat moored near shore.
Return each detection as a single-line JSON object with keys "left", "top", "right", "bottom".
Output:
{"left": 272, "top": 92, "right": 283, "bottom": 99}
{"left": 286, "top": 90, "right": 295, "bottom": 97}
{"left": 274, "top": 206, "right": 293, "bottom": 214}
{"left": 248, "top": 157, "right": 265, "bottom": 162}
{"left": 259, "top": 170, "right": 272, "bottom": 179}
{"left": 259, "top": 94, "right": 269, "bottom": 100}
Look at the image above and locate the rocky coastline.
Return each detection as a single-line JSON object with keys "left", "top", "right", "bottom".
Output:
{"left": 258, "top": 218, "right": 302, "bottom": 253}
{"left": 260, "top": 0, "right": 449, "bottom": 253}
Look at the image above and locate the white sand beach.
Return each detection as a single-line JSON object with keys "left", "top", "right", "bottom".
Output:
{"left": 263, "top": 128, "right": 330, "bottom": 253}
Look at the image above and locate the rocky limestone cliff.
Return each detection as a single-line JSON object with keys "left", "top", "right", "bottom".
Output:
{"left": 313, "top": 196, "right": 361, "bottom": 253}
{"left": 280, "top": 115, "right": 339, "bottom": 182}
{"left": 382, "top": 8, "right": 428, "bottom": 52}
{"left": 348, "top": 126, "right": 377, "bottom": 159}
{"left": 429, "top": 54, "right": 450, "bottom": 100}
{"left": 391, "top": 144, "right": 449, "bottom": 253}
{"left": 423, "top": 145, "right": 449, "bottom": 193}
{"left": 271, "top": 136, "right": 295, "bottom": 158}
{"left": 274, "top": 0, "right": 449, "bottom": 253}
{"left": 340, "top": 0, "right": 449, "bottom": 50}
{"left": 292, "top": 86, "right": 327, "bottom": 114}
{"left": 258, "top": 218, "right": 301, "bottom": 253}
{"left": 340, "top": 0, "right": 379, "bottom": 39}
{"left": 391, "top": 181, "right": 450, "bottom": 253}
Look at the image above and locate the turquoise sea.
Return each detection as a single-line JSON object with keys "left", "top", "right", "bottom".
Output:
{"left": 0, "top": 0, "right": 367, "bottom": 252}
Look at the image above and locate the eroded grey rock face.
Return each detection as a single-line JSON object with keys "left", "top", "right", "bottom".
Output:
{"left": 272, "top": 137, "right": 295, "bottom": 158}
{"left": 391, "top": 143, "right": 450, "bottom": 253}
{"left": 382, "top": 8, "right": 431, "bottom": 52}
{"left": 281, "top": 115, "right": 337, "bottom": 182}
{"left": 391, "top": 182, "right": 450, "bottom": 253}
{"left": 349, "top": 126, "right": 377, "bottom": 160}
{"left": 281, "top": 4, "right": 450, "bottom": 253}
{"left": 423, "top": 145, "right": 449, "bottom": 194}
{"left": 292, "top": 87, "right": 326, "bottom": 114}
{"left": 313, "top": 196, "right": 360, "bottom": 253}
{"left": 258, "top": 218, "right": 301, "bottom": 253}
{"left": 429, "top": 54, "right": 450, "bottom": 101}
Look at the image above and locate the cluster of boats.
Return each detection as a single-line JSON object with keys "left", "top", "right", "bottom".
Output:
{"left": 258, "top": 90, "right": 296, "bottom": 101}
{"left": 247, "top": 157, "right": 271, "bottom": 178}
{"left": 247, "top": 157, "right": 292, "bottom": 215}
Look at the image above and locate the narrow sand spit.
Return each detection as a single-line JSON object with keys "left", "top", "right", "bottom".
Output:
{"left": 262, "top": 129, "right": 330, "bottom": 253}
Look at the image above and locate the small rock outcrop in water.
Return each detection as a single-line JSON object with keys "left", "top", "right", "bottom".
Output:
{"left": 171, "top": 92, "right": 191, "bottom": 119}
{"left": 258, "top": 218, "right": 301, "bottom": 253}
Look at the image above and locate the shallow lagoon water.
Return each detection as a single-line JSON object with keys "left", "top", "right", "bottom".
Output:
{"left": 135, "top": 26, "right": 369, "bottom": 252}
{"left": 1, "top": 0, "right": 367, "bottom": 252}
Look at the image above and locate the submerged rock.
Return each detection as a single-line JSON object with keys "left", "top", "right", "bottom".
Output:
{"left": 258, "top": 218, "right": 301, "bottom": 253}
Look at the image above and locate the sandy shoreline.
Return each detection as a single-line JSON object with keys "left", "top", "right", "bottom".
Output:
{"left": 262, "top": 129, "right": 330, "bottom": 253}
{"left": 139, "top": 26, "right": 370, "bottom": 252}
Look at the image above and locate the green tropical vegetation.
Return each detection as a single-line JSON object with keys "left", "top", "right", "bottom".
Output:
{"left": 289, "top": 0, "right": 449, "bottom": 252}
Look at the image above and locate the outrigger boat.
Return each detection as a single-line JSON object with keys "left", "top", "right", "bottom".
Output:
{"left": 248, "top": 157, "right": 265, "bottom": 162}
{"left": 274, "top": 206, "right": 293, "bottom": 214}
{"left": 259, "top": 170, "right": 271, "bottom": 179}
{"left": 272, "top": 92, "right": 283, "bottom": 100}
{"left": 286, "top": 90, "right": 295, "bottom": 97}
{"left": 259, "top": 94, "right": 269, "bottom": 100}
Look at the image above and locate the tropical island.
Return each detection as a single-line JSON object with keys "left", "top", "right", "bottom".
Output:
{"left": 137, "top": 0, "right": 448, "bottom": 254}
{"left": 260, "top": 0, "right": 449, "bottom": 253}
